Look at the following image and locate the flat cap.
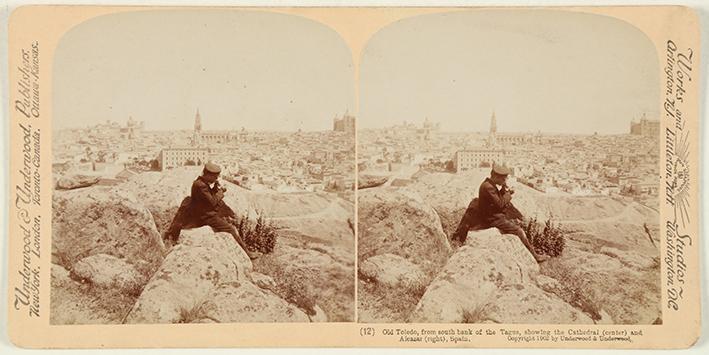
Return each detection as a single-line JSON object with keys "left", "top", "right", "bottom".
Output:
{"left": 204, "top": 162, "right": 221, "bottom": 174}
{"left": 491, "top": 163, "right": 511, "bottom": 176}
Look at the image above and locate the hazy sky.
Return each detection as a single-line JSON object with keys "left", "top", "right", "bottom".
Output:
{"left": 53, "top": 10, "right": 355, "bottom": 131}
{"left": 359, "top": 10, "right": 660, "bottom": 134}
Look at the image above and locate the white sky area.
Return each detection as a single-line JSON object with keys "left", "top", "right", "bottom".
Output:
{"left": 359, "top": 10, "right": 660, "bottom": 134}
{"left": 53, "top": 10, "right": 355, "bottom": 131}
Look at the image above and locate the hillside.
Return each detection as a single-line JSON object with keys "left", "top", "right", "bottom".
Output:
{"left": 51, "top": 167, "right": 354, "bottom": 324}
{"left": 358, "top": 171, "right": 661, "bottom": 324}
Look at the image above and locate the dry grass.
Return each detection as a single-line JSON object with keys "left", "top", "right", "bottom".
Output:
{"left": 541, "top": 261, "right": 603, "bottom": 322}
{"left": 253, "top": 255, "right": 318, "bottom": 316}
{"left": 461, "top": 302, "right": 498, "bottom": 324}
{"left": 177, "top": 302, "right": 209, "bottom": 323}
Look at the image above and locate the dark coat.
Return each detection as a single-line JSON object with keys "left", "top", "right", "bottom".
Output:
{"left": 163, "top": 177, "right": 236, "bottom": 241}
{"left": 191, "top": 176, "right": 222, "bottom": 220}
{"left": 478, "top": 177, "right": 513, "bottom": 224}
{"left": 449, "top": 178, "right": 524, "bottom": 243}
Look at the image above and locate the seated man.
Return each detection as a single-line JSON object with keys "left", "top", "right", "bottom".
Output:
{"left": 451, "top": 164, "right": 549, "bottom": 263}
{"left": 164, "top": 162, "right": 258, "bottom": 260}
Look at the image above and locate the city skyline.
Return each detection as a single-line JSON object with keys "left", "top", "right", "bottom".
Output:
{"left": 59, "top": 108, "right": 658, "bottom": 136}
{"left": 357, "top": 112, "right": 658, "bottom": 136}
{"left": 359, "top": 10, "right": 660, "bottom": 134}
{"left": 53, "top": 10, "right": 355, "bottom": 132}
{"left": 55, "top": 107, "right": 356, "bottom": 132}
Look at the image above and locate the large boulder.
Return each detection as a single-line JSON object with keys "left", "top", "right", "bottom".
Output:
{"left": 357, "top": 188, "right": 451, "bottom": 278}
{"left": 357, "top": 188, "right": 452, "bottom": 323}
{"left": 199, "top": 282, "right": 310, "bottom": 323}
{"left": 409, "top": 229, "right": 593, "bottom": 324}
{"left": 50, "top": 263, "right": 135, "bottom": 325}
{"left": 408, "top": 171, "right": 661, "bottom": 324}
{"left": 52, "top": 187, "right": 165, "bottom": 279}
{"left": 70, "top": 254, "right": 144, "bottom": 294}
{"left": 359, "top": 253, "right": 426, "bottom": 292}
{"left": 124, "top": 227, "right": 252, "bottom": 324}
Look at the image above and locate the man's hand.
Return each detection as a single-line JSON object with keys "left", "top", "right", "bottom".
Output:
{"left": 502, "top": 192, "right": 512, "bottom": 204}
{"left": 502, "top": 183, "right": 515, "bottom": 195}
{"left": 215, "top": 189, "right": 225, "bottom": 201}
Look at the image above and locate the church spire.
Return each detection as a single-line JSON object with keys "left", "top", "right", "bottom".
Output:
{"left": 490, "top": 110, "right": 497, "bottom": 134}
{"left": 194, "top": 108, "right": 202, "bottom": 132}
{"left": 488, "top": 110, "right": 497, "bottom": 146}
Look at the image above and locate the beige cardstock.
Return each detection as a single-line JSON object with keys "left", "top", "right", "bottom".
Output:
{"left": 6, "top": 5, "right": 701, "bottom": 348}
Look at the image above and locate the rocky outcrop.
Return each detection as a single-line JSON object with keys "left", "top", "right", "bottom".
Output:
{"left": 358, "top": 188, "right": 451, "bottom": 278}
{"left": 52, "top": 187, "right": 165, "bottom": 279}
{"left": 124, "top": 227, "right": 251, "bottom": 323}
{"left": 56, "top": 174, "right": 100, "bottom": 190}
{"left": 50, "top": 263, "right": 135, "bottom": 325}
{"left": 200, "top": 282, "right": 310, "bottom": 323}
{"left": 357, "top": 188, "right": 452, "bottom": 323}
{"left": 71, "top": 254, "right": 144, "bottom": 293}
{"left": 124, "top": 169, "right": 355, "bottom": 322}
{"left": 410, "top": 229, "right": 594, "bottom": 324}
{"left": 359, "top": 253, "right": 426, "bottom": 292}
{"left": 51, "top": 168, "right": 356, "bottom": 324}
{"left": 124, "top": 226, "right": 329, "bottom": 324}
{"left": 403, "top": 171, "right": 661, "bottom": 324}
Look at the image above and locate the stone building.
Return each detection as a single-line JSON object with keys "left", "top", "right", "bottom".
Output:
{"left": 333, "top": 110, "right": 355, "bottom": 133}
{"left": 453, "top": 148, "right": 509, "bottom": 173}
{"left": 630, "top": 114, "right": 660, "bottom": 137}
{"left": 156, "top": 147, "right": 210, "bottom": 170}
{"left": 120, "top": 116, "right": 144, "bottom": 139}
{"left": 191, "top": 109, "right": 238, "bottom": 145}
{"left": 486, "top": 111, "right": 540, "bottom": 146}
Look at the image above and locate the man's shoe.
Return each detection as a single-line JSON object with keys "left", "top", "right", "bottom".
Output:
{"left": 534, "top": 254, "right": 550, "bottom": 263}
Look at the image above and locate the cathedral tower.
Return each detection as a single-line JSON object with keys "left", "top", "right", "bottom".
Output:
{"left": 192, "top": 108, "right": 202, "bottom": 146}
{"left": 489, "top": 110, "right": 497, "bottom": 146}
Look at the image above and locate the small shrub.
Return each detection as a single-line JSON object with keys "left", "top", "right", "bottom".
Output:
{"left": 461, "top": 303, "right": 497, "bottom": 324}
{"left": 519, "top": 217, "right": 566, "bottom": 257}
{"left": 177, "top": 302, "right": 208, "bottom": 323}
{"left": 233, "top": 211, "right": 278, "bottom": 254}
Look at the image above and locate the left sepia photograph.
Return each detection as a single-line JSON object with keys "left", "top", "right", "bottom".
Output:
{"left": 50, "top": 10, "right": 355, "bottom": 324}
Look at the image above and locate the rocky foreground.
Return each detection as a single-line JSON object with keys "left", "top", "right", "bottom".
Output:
{"left": 51, "top": 167, "right": 354, "bottom": 324}
{"left": 358, "top": 170, "right": 661, "bottom": 324}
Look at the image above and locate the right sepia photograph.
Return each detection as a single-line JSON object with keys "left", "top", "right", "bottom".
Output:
{"left": 356, "top": 10, "right": 661, "bottom": 324}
